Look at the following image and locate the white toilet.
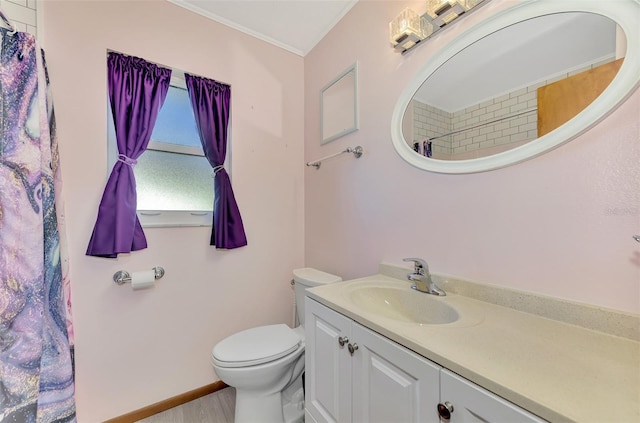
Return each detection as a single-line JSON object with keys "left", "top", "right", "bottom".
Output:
{"left": 211, "top": 268, "right": 342, "bottom": 423}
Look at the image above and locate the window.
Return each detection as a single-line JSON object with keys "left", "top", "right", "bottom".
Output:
{"left": 107, "top": 71, "right": 222, "bottom": 227}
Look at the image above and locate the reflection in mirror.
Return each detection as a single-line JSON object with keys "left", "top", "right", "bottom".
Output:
{"left": 321, "top": 63, "right": 358, "bottom": 144}
{"left": 403, "top": 12, "right": 623, "bottom": 160}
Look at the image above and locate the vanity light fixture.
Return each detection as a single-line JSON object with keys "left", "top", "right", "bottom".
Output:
{"left": 391, "top": 0, "right": 488, "bottom": 53}
{"left": 389, "top": 8, "right": 427, "bottom": 51}
{"left": 427, "top": 0, "right": 467, "bottom": 27}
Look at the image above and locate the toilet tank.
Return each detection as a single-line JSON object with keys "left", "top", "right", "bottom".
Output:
{"left": 293, "top": 268, "right": 341, "bottom": 327}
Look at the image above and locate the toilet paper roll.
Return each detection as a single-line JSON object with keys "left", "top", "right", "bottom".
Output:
{"left": 131, "top": 270, "right": 156, "bottom": 290}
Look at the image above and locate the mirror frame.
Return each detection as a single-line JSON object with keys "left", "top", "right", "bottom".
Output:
{"left": 391, "top": 0, "right": 640, "bottom": 174}
{"left": 321, "top": 62, "right": 359, "bottom": 144}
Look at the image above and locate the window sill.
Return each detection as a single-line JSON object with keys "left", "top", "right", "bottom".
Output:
{"left": 138, "top": 211, "right": 212, "bottom": 228}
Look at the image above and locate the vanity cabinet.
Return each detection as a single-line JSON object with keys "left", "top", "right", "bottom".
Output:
{"left": 305, "top": 298, "right": 545, "bottom": 423}
{"left": 305, "top": 298, "right": 439, "bottom": 422}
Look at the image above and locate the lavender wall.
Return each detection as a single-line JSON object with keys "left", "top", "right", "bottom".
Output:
{"left": 304, "top": 0, "right": 639, "bottom": 314}
{"left": 42, "top": 1, "right": 304, "bottom": 420}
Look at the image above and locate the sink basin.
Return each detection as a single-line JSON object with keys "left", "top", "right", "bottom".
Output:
{"left": 347, "top": 285, "right": 459, "bottom": 324}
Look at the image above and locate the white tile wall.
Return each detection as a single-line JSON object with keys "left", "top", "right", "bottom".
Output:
{"left": 1, "top": 0, "right": 36, "bottom": 35}
{"left": 412, "top": 100, "right": 452, "bottom": 155}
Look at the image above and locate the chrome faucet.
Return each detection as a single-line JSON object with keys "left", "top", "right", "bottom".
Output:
{"left": 403, "top": 258, "right": 446, "bottom": 296}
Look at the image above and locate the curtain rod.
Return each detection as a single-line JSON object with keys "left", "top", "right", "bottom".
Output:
{"left": 428, "top": 108, "right": 537, "bottom": 142}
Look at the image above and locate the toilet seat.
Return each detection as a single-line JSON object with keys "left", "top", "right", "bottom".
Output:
{"left": 212, "top": 324, "right": 301, "bottom": 368}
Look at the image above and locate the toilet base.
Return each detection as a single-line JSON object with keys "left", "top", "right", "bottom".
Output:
{"left": 234, "top": 376, "right": 304, "bottom": 423}
{"left": 234, "top": 390, "right": 284, "bottom": 423}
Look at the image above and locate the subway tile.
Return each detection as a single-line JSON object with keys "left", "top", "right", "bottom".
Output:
{"left": 509, "top": 87, "right": 528, "bottom": 98}
{"left": 510, "top": 132, "right": 529, "bottom": 143}
{"left": 12, "top": 20, "right": 26, "bottom": 31}
{"left": 8, "top": 0, "right": 28, "bottom": 7}
{"left": 494, "top": 135, "right": 511, "bottom": 145}
{"left": 472, "top": 134, "right": 487, "bottom": 143}
{"left": 486, "top": 103, "right": 502, "bottom": 113}
{"left": 487, "top": 130, "right": 503, "bottom": 140}
{"left": 479, "top": 125, "right": 494, "bottom": 136}
{"left": 518, "top": 91, "right": 536, "bottom": 103}
{"left": 510, "top": 102, "right": 528, "bottom": 113}
{"left": 465, "top": 116, "right": 480, "bottom": 126}
{"left": 472, "top": 108, "right": 486, "bottom": 118}
{"left": 494, "top": 93, "right": 510, "bottom": 103}
{"left": 479, "top": 111, "right": 495, "bottom": 122}
{"left": 1, "top": 1, "right": 35, "bottom": 25}
{"left": 480, "top": 139, "right": 495, "bottom": 149}
{"left": 479, "top": 98, "right": 494, "bottom": 109}
{"left": 519, "top": 122, "right": 536, "bottom": 132}
{"left": 509, "top": 116, "right": 528, "bottom": 127}
{"left": 464, "top": 129, "right": 481, "bottom": 139}
{"left": 494, "top": 121, "right": 510, "bottom": 131}
{"left": 500, "top": 97, "right": 517, "bottom": 108}
{"left": 503, "top": 126, "right": 518, "bottom": 136}
{"left": 494, "top": 107, "right": 509, "bottom": 117}
{"left": 465, "top": 103, "right": 480, "bottom": 112}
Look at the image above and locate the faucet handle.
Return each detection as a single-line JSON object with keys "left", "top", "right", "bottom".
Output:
{"left": 403, "top": 257, "right": 428, "bottom": 273}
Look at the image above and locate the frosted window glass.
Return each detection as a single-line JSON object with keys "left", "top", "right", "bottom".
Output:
{"left": 135, "top": 150, "right": 213, "bottom": 211}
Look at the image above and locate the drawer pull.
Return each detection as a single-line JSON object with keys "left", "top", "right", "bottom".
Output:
{"left": 338, "top": 336, "right": 349, "bottom": 347}
{"left": 348, "top": 343, "right": 359, "bottom": 356}
{"left": 437, "top": 402, "right": 454, "bottom": 420}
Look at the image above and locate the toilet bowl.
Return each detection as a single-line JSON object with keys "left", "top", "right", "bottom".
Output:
{"left": 211, "top": 268, "right": 342, "bottom": 423}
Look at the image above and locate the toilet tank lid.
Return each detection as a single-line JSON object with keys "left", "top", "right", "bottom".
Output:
{"left": 212, "top": 324, "right": 301, "bottom": 367}
{"left": 293, "top": 268, "right": 342, "bottom": 286}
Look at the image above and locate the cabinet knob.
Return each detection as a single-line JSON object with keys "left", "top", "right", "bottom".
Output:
{"left": 348, "top": 343, "right": 359, "bottom": 356}
{"left": 437, "top": 402, "right": 454, "bottom": 421}
{"left": 338, "top": 336, "right": 349, "bottom": 347}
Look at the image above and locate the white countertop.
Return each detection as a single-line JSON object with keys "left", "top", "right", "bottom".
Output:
{"left": 306, "top": 273, "right": 640, "bottom": 423}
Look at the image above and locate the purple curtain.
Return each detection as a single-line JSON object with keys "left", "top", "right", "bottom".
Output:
{"left": 86, "top": 52, "right": 171, "bottom": 258}
{"left": 185, "top": 73, "right": 247, "bottom": 249}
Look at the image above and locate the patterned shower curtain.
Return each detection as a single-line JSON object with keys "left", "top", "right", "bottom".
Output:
{"left": 0, "top": 27, "right": 76, "bottom": 422}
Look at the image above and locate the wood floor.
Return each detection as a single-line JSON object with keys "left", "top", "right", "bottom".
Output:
{"left": 136, "top": 387, "right": 236, "bottom": 423}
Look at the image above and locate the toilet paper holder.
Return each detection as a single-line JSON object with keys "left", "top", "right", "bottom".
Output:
{"left": 113, "top": 267, "right": 165, "bottom": 285}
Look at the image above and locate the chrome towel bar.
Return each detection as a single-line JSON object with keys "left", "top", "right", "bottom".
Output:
{"left": 307, "top": 146, "right": 363, "bottom": 169}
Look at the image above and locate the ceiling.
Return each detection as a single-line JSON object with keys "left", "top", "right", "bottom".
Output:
{"left": 167, "top": 0, "right": 359, "bottom": 56}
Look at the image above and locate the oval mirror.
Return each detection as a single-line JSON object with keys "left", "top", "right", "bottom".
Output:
{"left": 391, "top": 0, "right": 640, "bottom": 174}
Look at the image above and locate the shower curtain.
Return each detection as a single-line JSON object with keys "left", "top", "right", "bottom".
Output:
{"left": 0, "top": 26, "right": 76, "bottom": 422}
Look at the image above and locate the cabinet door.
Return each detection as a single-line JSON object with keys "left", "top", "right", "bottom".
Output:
{"left": 439, "top": 370, "right": 546, "bottom": 423}
{"left": 305, "top": 298, "right": 353, "bottom": 423}
{"left": 351, "top": 323, "right": 441, "bottom": 423}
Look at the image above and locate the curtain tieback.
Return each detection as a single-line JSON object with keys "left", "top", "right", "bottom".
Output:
{"left": 212, "top": 165, "right": 225, "bottom": 177}
{"left": 118, "top": 154, "right": 138, "bottom": 166}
